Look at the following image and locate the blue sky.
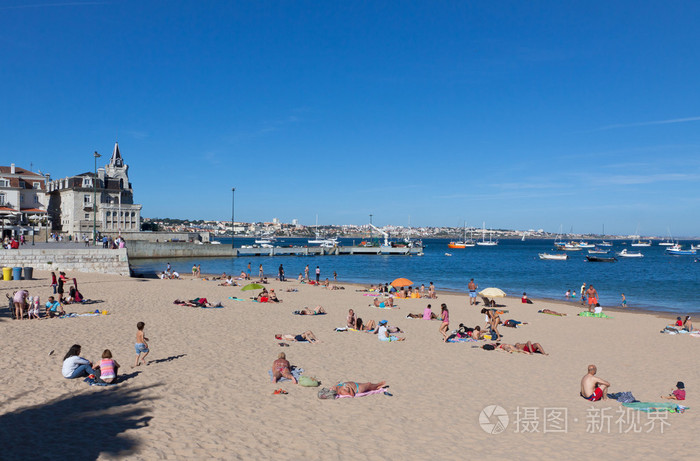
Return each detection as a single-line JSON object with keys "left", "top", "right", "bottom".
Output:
{"left": 2, "top": 1, "right": 699, "bottom": 236}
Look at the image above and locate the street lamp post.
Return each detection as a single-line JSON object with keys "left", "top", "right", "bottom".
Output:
{"left": 93, "top": 151, "right": 101, "bottom": 245}
{"left": 231, "top": 188, "right": 236, "bottom": 253}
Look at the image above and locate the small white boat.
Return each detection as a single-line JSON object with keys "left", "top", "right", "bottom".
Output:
{"left": 598, "top": 241, "right": 613, "bottom": 247}
{"left": 445, "top": 252, "right": 452, "bottom": 257}
{"left": 690, "top": 244, "right": 700, "bottom": 251}
{"left": 588, "top": 248, "right": 609, "bottom": 254}
{"left": 617, "top": 248, "right": 644, "bottom": 258}
{"left": 539, "top": 253, "right": 568, "bottom": 260}
{"left": 576, "top": 241, "right": 595, "bottom": 248}
{"left": 555, "top": 242, "right": 582, "bottom": 251}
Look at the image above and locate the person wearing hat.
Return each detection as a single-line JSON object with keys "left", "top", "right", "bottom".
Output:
{"left": 662, "top": 381, "right": 686, "bottom": 401}
{"left": 376, "top": 320, "right": 405, "bottom": 342}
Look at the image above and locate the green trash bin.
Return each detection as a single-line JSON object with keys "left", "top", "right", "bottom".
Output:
{"left": 2, "top": 267, "right": 11, "bottom": 281}
{"left": 23, "top": 267, "right": 33, "bottom": 280}
{"left": 12, "top": 267, "right": 22, "bottom": 280}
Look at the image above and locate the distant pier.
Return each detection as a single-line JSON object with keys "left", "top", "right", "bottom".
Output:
{"left": 126, "top": 241, "right": 423, "bottom": 259}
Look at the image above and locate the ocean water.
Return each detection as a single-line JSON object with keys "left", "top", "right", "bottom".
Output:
{"left": 129, "top": 237, "right": 700, "bottom": 314}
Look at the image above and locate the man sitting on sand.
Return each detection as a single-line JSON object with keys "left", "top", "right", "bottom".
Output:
{"left": 275, "top": 331, "right": 320, "bottom": 343}
{"left": 581, "top": 364, "right": 610, "bottom": 401}
{"left": 272, "top": 352, "right": 297, "bottom": 384}
{"left": 332, "top": 381, "right": 387, "bottom": 397}
{"left": 514, "top": 341, "right": 548, "bottom": 355}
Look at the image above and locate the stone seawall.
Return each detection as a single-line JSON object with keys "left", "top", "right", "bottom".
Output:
{"left": 127, "top": 241, "right": 233, "bottom": 259}
{"left": 0, "top": 249, "right": 130, "bottom": 276}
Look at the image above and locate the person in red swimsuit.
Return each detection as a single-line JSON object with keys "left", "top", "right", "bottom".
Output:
{"left": 581, "top": 364, "right": 610, "bottom": 401}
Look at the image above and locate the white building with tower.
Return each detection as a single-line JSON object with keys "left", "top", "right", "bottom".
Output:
{"left": 47, "top": 142, "right": 142, "bottom": 239}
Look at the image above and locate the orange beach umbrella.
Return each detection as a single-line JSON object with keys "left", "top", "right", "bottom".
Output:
{"left": 391, "top": 278, "right": 413, "bottom": 288}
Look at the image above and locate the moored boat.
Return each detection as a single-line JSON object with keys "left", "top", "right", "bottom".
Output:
{"left": 665, "top": 244, "right": 697, "bottom": 255}
{"left": 586, "top": 255, "right": 617, "bottom": 262}
{"left": 617, "top": 248, "right": 644, "bottom": 258}
{"left": 539, "top": 253, "right": 568, "bottom": 260}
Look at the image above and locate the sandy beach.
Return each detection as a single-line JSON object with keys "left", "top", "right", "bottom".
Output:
{"left": 1, "top": 270, "right": 698, "bottom": 460}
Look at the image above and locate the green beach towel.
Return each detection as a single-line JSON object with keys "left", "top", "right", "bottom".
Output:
{"left": 578, "top": 311, "right": 612, "bottom": 318}
{"left": 622, "top": 402, "right": 689, "bottom": 413}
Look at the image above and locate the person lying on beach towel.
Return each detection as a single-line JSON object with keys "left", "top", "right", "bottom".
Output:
{"left": 514, "top": 341, "right": 548, "bottom": 355}
{"left": 294, "top": 306, "right": 326, "bottom": 315}
{"left": 275, "top": 331, "right": 320, "bottom": 343}
{"left": 502, "top": 319, "right": 527, "bottom": 328}
{"left": 538, "top": 309, "right": 567, "bottom": 316}
{"left": 331, "top": 381, "right": 387, "bottom": 397}
{"left": 371, "top": 297, "right": 394, "bottom": 309}
{"left": 173, "top": 298, "right": 221, "bottom": 308}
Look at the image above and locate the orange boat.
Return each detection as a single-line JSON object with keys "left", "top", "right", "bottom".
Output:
{"left": 448, "top": 222, "right": 475, "bottom": 248}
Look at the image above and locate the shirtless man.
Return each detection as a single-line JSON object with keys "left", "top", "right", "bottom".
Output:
{"left": 276, "top": 331, "right": 320, "bottom": 343}
{"left": 468, "top": 279, "right": 478, "bottom": 305}
{"left": 332, "top": 381, "right": 387, "bottom": 397}
{"left": 295, "top": 306, "right": 326, "bottom": 315}
{"left": 347, "top": 309, "right": 357, "bottom": 328}
{"left": 580, "top": 364, "right": 610, "bottom": 401}
{"left": 272, "top": 352, "right": 297, "bottom": 384}
{"left": 586, "top": 285, "right": 599, "bottom": 313}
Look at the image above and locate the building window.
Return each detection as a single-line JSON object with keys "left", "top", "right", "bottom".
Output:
{"left": 85, "top": 214, "right": 89, "bottom": 219}
{"left": 0, "top": 179, "right": 8, "bottom": 187}
{"left": 84, "top": 194, "right": 91, "bottom": 205}
{"left": 33, "top": 182, "right": 41, "bottom": 189}
{"left": 82, "top": 178, "right": 92, "bottom": 187}
{"left": 0, "top": 193, "right": 5, "bottom": 205}
{"left": 20, "top": 195, "right": 24, "bottom": 203}
{"left": 34, "top": 195, "right": 39, "bottom": 204}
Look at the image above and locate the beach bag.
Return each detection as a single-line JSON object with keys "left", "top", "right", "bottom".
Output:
{"left": 482, "top": 344, "right": 496, "bottom": 351}
{"left": 299, "top": 376, "right": 320, "bottom": 387}
{"left": 317, "top": 388, "right": 337, "bottom": 399}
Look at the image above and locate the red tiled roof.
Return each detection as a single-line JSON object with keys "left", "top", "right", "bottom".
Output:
{"left": 0, "top": 206, "right": 18, "bottom": 212}
{"left": 0, "top": 166, "right": 44, "bottom": 177}
{"left": 20, "top": 208, "right": 46, "bottom": 213}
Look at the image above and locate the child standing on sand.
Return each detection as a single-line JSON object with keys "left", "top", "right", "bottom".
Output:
{"left": 134, "top": 321, "right": 150, "bottom": 366}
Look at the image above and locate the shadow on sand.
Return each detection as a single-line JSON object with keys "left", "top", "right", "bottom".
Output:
{"left": 149, "top": 354, "right": 187, "bottom": 364}
{"left": 0, "top": 384, "right": 161, "bottom": 460}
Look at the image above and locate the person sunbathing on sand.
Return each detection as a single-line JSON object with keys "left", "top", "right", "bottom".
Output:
{"left": 376, "top": 320, "right": 406, "bottom": 341}
{"left": 356, "top": 317, "right": 377, "bottom": 331}
{"left": 268, "top": 290, "right": 281, "bottom": 303}
{"left": 538, "top": 309, "right": 567, "bottom": 316}
{"left": 275, "top": 331, "right": 320, "bottom": 343}
{"left": 331, "top": 381, "right": 387, "bottom": 397}
{"left": 372, "top": 297, "right": 394, "bottom": 308}
{"left": 296, "top": 306, "right": 326, "bottom": 315}
{"left": 514, "top": 341, "right": 548, "bottom": 355}
{"left": 581, "top": 364, "right": 610, "bottom": 401}
{"left": 272, "top": 352, "right": 297, "bottom": 384}
{"left": 407, "top": 303, "right": 438, "bottom": 319}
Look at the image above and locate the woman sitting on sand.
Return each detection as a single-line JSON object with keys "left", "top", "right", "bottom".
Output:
{"left": 268, "top": 290, "right": 281, "bottom": 303}
{"left": 683, "top": 316, "right": 693, "bottom": 332}
{"left": 62, "top": 344, "right": 96, "bottom": 379}
{"left": 256, "top": 289, "right": 269, "bottom": 303}
{"left": 356, "top": 317, "right": 377, "bottom": 331}
{"left": 275, "top": 331, "right": 320, "bottom": 343}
